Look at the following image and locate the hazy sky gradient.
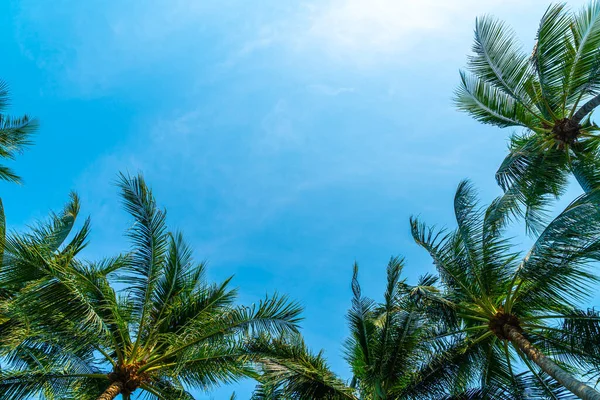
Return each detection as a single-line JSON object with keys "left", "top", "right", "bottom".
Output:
{"left": 0, "top": 0, "right": 592, "bottom": 398}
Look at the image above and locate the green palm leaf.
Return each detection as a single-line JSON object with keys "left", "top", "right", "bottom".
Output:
{"left": 0, "top": 80, "right": 37, "bottom": 184}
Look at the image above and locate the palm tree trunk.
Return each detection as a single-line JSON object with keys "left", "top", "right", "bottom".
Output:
{"left": 96, "top": 381, "right": 123, "bottom": 400}
{"left": 573, "top": 94, "right": 600, "bottom": 124}
{"left": 504, "top": 325, "right": 600, "bottom": 400}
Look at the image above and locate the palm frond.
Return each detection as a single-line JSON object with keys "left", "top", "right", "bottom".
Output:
{"left": 116, "top": 172, "right": 169, "bottom": 356}
{"left": 468, "top": 15, "right": 537, "bottom": 117}
{"left": 344, "top": 263, "right": 376, "bottom": 373}
{"left": 410, "top": 217, "right": 480, "bottom": 307}
{"left": 250, "top": 334, "right": 357, "bottom": 400}
{"left": 394, "top": 338, "right": 484, "bottom": 399}
{"left": 0, "top": 80, "right": 37, "bottom": 184}
{"left": 570, "top": 149, "right": 600, "bottom": 192}
{"left": 512, "top": 190, "right": 600, "bottom": 312}
{"left": 0, "top": 198, "right": 5, "bottom": 267}
{"left": 0, "top": 114, "right": 37, "bottom": 184}
{"left": 565, "top": 1, "right": 600, "bottom": 113}
{"left": 517, "top": 368, "right": 577, "bottom": 399}
{"left": 532, "top": 3, "right": 573, "bottom": 116}
{"left": 141, "top": 292, "right": 302, "bottom": 375}
{"left": 496, "top": 133, "right": 569, "bottom": 234}
{"left": 527, "top": 308, "right": 600, "bottom": 377}
{"left": 455, "top": 71, "right": 537, "bottom": 129}
{"left": 453, "top": 181, "right": 488, "bottom": 292}
{"left": 251, "top": 382, "right": 286, "bottom": 399}
{"left": 154, "top": 277, "right": 237, "bottom": 335}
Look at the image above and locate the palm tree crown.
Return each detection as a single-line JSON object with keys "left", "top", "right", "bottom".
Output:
{"left": 344, "top": 259, "right": 442, "bottom": 399}
{"left": 456, "top": 2, "right": 600, "bottom": 231}
{"left": 411, "top": 181, "right": 600, "bottom": 399}
{"left": 0, "top": 173, "right": 303, "bottom": 399}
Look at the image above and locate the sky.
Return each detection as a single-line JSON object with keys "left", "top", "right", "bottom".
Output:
{"left": 0, "top": 0, "right": 594, "bottom": 398}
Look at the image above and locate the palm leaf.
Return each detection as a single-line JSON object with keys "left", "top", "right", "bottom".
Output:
{"left": 116, "top": 173, "right": 169, "bottom": 357}
{"left": 250, "top": 334, "right": 357, "bottom": 400}
{"left": 455, "top": 71, "right": 537, "bottom": 129}
{"left": 511, "top": 190, "right": 600, "bottom": 313}
{"left": 565, "top": 1, "right": 600, "bottom": 113}
{"left": 532, "top": 4, "right": 573, "bottom": 116}
{"left": 468, "top": 15, "right": 537, "bottom": 117}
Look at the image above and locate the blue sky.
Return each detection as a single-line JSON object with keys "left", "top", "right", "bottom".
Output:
{"left": 0, "top": 0, "right": 594, "bottom": 398}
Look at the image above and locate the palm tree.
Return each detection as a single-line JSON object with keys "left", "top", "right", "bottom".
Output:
{"left": 410, "top": 180, "right": 600, "bottom": 399}
{"left": 341, "top": 259, "right": 567, "bottom": 399}
{"left": 343, "top": 259, "right": 445, "bottom": 399}
{"left": 455, "top": 2, "right": 600, "bottom": 231}
{"left": 0, "top": 173, "right": 303, "bottom": 399}
{"left": 0, "top": 80, "right": 37, "bottom": 184}
{"left": 248, "top": 258, "right": 519, "bottom": 399}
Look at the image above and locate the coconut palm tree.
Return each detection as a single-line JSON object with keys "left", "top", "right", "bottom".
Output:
{"left": 0, "top": 80, "right": 37, "bottom": 184}
{"left": 455, "top": 2, "right": 600, "bottom": 232}
{"left": 248, "top": 258, "right": 532, "bottom": 399}
{"left": 341, "top": 259, "right": 573, "bottom": 399}
{"left": 0, "top": 173, "right": 303, "bottom": 399}
{"left": 410, "top": 180, "right": 600, "bottom": 399}
{"left": 343, "top": 259, "right": 445, "bottom": 399}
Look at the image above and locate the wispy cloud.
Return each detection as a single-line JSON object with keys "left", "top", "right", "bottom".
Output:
{"left": 260, "top": 100, "right": 303, "bottom": 150}
{"left": 293, "top": 0, "right": 546, "bottom": 65}
{"left": 307, "top": 84, "right": 356, "bottom": 96}
{"left": 17, "top": 0, "right": 557, "bottom": 96}
{"left": 218, "top": 26, "right": 279, "bottom": 69}
{"left": 15, "top": 0, "right": 247, "bottom": 94}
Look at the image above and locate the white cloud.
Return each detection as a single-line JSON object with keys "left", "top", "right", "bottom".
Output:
{"left": 306, "top": 0, "right": 449, "bottom": 53}
{"left": 292, "top": 0, "right": 551, "bottom": 65}
{"left": 260, "top": 100, "right": 301, "bottom": 150}
{"left": 218, "top": 26, "right": 279, "bottom": 68}
{"left": 18, "top": 0, "right": 567, "bottom": 93}
{"left": 307, "top": 84, "right": 356, "bottom": 96}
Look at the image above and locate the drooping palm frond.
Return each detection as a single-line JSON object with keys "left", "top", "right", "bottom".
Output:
{"left": 251, "top": 383, "right": 287, "bottom": 399}
{"left": 393, "top": 336, "right": 486, "bottom": 399}
{"left": 509, "top": 189, "right": 600, "bottom": 314}
{"left": 518, "top": 369, "right": 577, "bottom": 400}
{"left": 249, "top": 333, "right": 356, "bottom": 400}
{"left": 496, "top": 133, "right": 570, "bottom": 229}
{"left": 527, "top": 308, "right": 600, "bottom": 383}
{"left": 0, "top": 333, "right": 107, "bottom": 400}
